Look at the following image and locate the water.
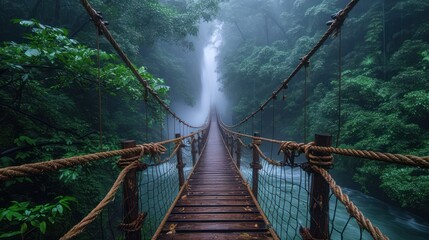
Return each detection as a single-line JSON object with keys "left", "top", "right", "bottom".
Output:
{"left": 239, "top": 154, "right": 429, "bottom": 239}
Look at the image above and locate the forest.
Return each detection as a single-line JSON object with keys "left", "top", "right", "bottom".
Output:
{"left": 0, "top": 0, "right": 428, "bottom": 239}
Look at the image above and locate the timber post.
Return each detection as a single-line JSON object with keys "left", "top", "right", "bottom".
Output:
{"left": 309, "top": 134, "right": 333, "bottom": 239}
{"left": 175, "top": 133, "right": 185, "bottom": 188}
{"left": 120, "top": 140, "right": 142, "bottom": 240}
{"left": 236, "top": 135, "right": 241, "bottom": 169}
{"left": 230, "top": 134, "right": 234, "bottom": 159}
{"left": 197, "top": 132, "right": 202, "bottom": 154}
{"left": 251, "top": 132, "right": 262, "bottom": 199}
{"left": 191, "top": 132, "right": 197, "bottom": 166}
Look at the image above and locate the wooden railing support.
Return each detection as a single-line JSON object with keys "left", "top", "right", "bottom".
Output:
{"left": 309, "top": 134, "right": 333, "bottom": 239}
{"left": 230, "top": 135, "right": 234, "bottom": 159}
{"left": 236, "top": 135, "right": 241, "bottom": 169}
{"left": 251, "top": 132, "right": 262, "bottom": 199}
{"left": 191, "top": 133, "right": 197, "bottom": 166}
{"left": 120, "top": 140, "right": 142, "bottom": 240}
{"left": 175, "top": 133, "right": 185, "bottom": 188}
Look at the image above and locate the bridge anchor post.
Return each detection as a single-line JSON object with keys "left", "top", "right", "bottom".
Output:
{"left": 191, "top": 133, "right": 197, "bottom": 166}
{"left": 251, "top": 132, "right": 262, "bottom": 199}
{"left": 120, "top": 140, "right": 142, "bottom": 240}
{"left": 175, "top": 133, "right": 185, "bottom": 188}
{"left": 236, "top": 135, "right": 241, "bottom": 169}
{"left": 307, "top": 134, "right": 333, "bottom": 240}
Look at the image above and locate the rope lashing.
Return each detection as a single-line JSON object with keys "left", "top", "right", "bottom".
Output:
{"left": 118, "top": 212, "right": 147, "bottom": 232}
{"left": 312, "top": 166, "right": 389, "bottom": 240}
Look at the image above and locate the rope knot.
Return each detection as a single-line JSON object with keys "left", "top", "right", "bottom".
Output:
{"left": 118, "top": 212, "right": 147, "bottom": 232}
{"left": 306, "top": 144, "right": 334, "bottom": 167}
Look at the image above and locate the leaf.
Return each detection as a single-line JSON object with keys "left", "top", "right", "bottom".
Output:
{"left": 0, "top": 230, "right": 22, "bottom": 238}
{"left": 24, "top": 48, "right": 41, "bottom": 57}
{"left": 39, "top": 221, "right": 46, "bottom": 234}
{"left": 56, "top": 205, "right": 63, "bottom": 214}
{"left": 20, "top": 222, "right": 28, "bottom": 233}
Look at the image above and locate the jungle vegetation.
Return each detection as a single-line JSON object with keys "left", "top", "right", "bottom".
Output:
{"left": 217, "top": 0, "right": 429, "bottom": 219}
{"left": 0, "top": 0, "right": 428, "bottom": 238}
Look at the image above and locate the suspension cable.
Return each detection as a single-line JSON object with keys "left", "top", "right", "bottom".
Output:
{"left": 80, "top": 0, "right": 204, "bottom": 129}
{"left": 336, "top": 30, "right": 343, "bottom": 147}
{"left": 223, "top": 0, "right": 360, "bottom": 129}
{"left": 96, "top": 26, "right": 103, "bottom": 149}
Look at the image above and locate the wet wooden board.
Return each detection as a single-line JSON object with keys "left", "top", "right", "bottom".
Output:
{"left": 154, "top": 120, "right": 276, "bottom": 239}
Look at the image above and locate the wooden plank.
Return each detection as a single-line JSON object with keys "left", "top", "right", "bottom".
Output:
{"left": 176, "top": 199, "right": 254, "bottom": 206}
{"left": 162, "top": 221, "right": 267, "bottom": 232}
{"left": 168, "top": 213, "right": 264, "bottom": 222}
{"left": 171, "top": 206, "right": 259, "bottom": 214}
{"left": 157, "top": 232, "right": 274, "bottom": 240}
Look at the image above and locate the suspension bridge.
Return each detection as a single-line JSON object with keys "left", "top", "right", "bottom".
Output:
{"left": 1, "top": 0, "right": 429, "bottom": 239}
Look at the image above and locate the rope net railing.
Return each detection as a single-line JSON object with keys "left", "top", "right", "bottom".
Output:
{"left": 219, "top": 119, "right": 429, "bottom": 240}
{"left": 0, "top": 128, "right": 209, "bottom": 239}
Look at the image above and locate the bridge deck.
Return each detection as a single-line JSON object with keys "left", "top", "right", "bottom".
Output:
{"left": 154, "top": 120, "right": 276, "bottom": 239}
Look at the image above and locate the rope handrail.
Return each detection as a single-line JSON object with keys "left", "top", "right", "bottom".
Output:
{"left": 254, "top": 145, "right": 285, "bottom": 167}
{"left": 60, "top": 160, "right": 146, "bottom": 240}
{"left": 222, "top": 0, "right": 359, "bottom": 129}
{"left": 312, "top": 166, "right": 389, "bottom": 240}
{"left": 219, "top": 121, "right": 429, "bottom": 168}
{"left": 80, "top": 0, "right": 206, "bottom": 129}
{"left": 0, "top": 131, "right": 204, "bottom": 182}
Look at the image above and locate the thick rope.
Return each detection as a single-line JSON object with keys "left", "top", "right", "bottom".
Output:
{"left": 310, "top": 146, "right": 429, "bottom": 168}
{"left": 0, "top": 142, "right": 174, "bottom": 182}
{"left": 224, "top": 0, "right": 360, "bottom": 128}
{"left": 60, "top": 161, "right": 146, "bottom": 240}
{"left": 312, "top": 166, "right": 389, "bottom": 240}
{"left": 79, "top": 0, "right": 203, "bottom": 129}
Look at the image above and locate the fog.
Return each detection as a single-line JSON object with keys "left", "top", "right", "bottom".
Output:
{"left": 171, "top": 22, "right": 230, "bottom": 127}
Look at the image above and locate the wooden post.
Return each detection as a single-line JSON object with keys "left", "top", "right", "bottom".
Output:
{"left": 120, "top": 140, "right": 141, "bottom": 240}
{"left": 175, "top": 133, "right": 185, "bottom": 188}
{"left": 251, "top": 132, "right": 261, "bottom": 199}
{"left": 309, "top": 134, "right": 333, "bottom": 239}
{"left": 191, "top": 133, "right": 197, "bottom": 166}
{"left": 230, "top": 135, "right": 234, "bottom": 159}
{"left": 197, "top": 132, "right": 202, "bottom": 154}
{"left": 236, "top": 136, "right": 241, "bottom": 169}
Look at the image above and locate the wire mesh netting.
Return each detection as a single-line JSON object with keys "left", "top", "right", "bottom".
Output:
{"left": 138, "top": 141, "right": 196, "bottom": 239}
{"left": 234, "top": 139, "right": 378, "bottom": 240}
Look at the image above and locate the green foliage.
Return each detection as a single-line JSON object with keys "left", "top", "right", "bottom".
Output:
{"left": 0, "top": 196, "right": 76, "bottom": 238}
{"left": 217, "top": 0, "right": 429, "bottom": 218}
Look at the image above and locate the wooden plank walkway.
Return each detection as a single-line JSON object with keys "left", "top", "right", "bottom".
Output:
{"left": 154, "top": 120, "right": 277, "bottom": 239}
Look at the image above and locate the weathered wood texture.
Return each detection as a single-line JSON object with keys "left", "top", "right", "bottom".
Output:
{"left": 155, "top": 120, "right": 275, "bottom": 239}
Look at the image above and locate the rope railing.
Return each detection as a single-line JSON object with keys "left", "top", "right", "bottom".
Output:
{"left": 0, "top": 127, "right": 209, "bottom": 239}
{"left": 220, "top": 121, "right": 429, "bottom": 168}
{"left": 312, "top": 166, "right": 389, "bottom": 240}
{"left": 0, "top": 131, "right": 204, "bottom": 182}
{"left": 219, "top": 114, "right": 427, "bottom": 240}
{"left": 60, "top": 161, "right": 147, "bottom": 240}
{"left": 224, "top": 0, "right": 360, "bottom": 129}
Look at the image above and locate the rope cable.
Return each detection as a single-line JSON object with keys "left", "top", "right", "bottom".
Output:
{"left": 80, "top": 0, "right": 204, "bottom": 129}
{"left": 222, "top": 0, "right": 360, "bottom": 128}
{"left": 336, "top": 30, "right": 343, "bottom": 147}
{"left": 96, "top": 27, "right": 103, "bottom": 149}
